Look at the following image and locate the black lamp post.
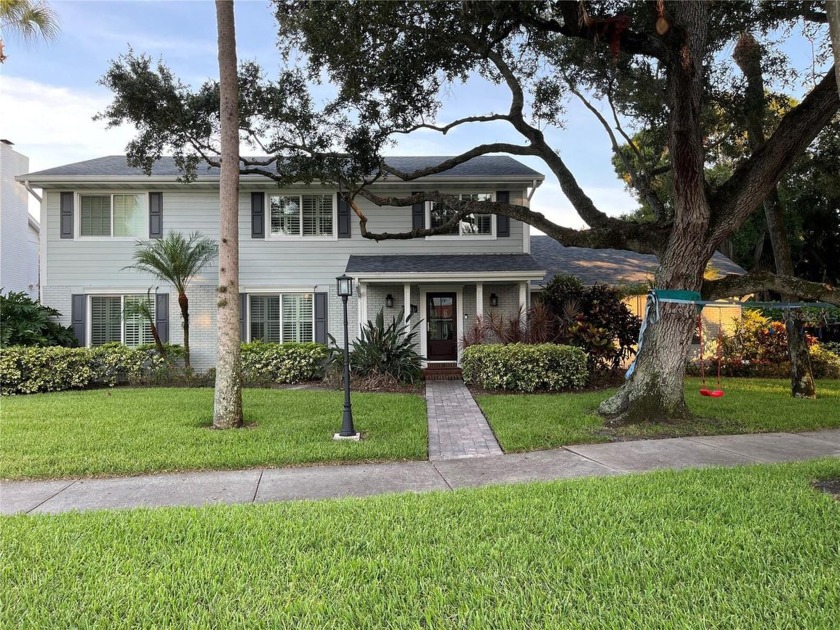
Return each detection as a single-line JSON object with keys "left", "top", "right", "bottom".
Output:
{"left": 335, "top": 274, "right": 358, "bottom": 439}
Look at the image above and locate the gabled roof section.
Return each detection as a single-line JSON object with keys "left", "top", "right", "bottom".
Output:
{"left": 530, "top": 235, "right": 746, "bottom": 287}
{"left": 20, "top": 155, "right": 544, "bottom": 181}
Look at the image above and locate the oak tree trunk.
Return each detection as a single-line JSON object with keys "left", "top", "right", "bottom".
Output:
{"left": 212, "top": 0, "right": 243, "bottom": 429}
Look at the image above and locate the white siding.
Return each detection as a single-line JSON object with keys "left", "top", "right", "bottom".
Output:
{"left": 1, "top": 144, "right": 39, "bottom": 296}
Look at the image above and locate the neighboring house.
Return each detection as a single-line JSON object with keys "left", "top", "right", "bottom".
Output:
{"left": 529, "top": 235, "right": 748, "bottom": 337}
{"left": 1, "top": 140, "right": 40, "bottom": 298}
{"left": 19, "top": 155, "right": 547, "bottom": 369}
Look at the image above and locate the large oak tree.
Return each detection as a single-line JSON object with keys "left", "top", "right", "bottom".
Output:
{"left": 99, "top": 1, "right": 840, "bottom": 425}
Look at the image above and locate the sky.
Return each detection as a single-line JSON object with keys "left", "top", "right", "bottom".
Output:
{"left": 0, "top": 0, "right": 831, "bottom": 226}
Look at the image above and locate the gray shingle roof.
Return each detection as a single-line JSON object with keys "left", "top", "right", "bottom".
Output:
{"left": 346, "top": 254, "right": 543, "bottom": 274}
{"left": 530, "top": 235, "right": 746, "bottom": 287}
{"left": 23, "top": 155, "right": 544, "bottom": 180}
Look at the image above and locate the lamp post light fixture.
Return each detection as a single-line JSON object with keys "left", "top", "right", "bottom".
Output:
{"left": 334, "top": 274, "right": 360, "bottom": 440}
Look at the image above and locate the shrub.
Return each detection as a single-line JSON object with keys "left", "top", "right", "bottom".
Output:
{"left": 536, "top": 275, "right": 642, "bottom": 374}
{"left": 461, "top": 343, "right": 588, "bottom": 392}
{"left": 810, "top": 344, "right": 840, "bottom": 379}
{"left": 0, "top": 346, "right": 94, "bottom": 394}
{"left": 240, "top": 341, "right": 329, "bottom": 385}
{"left": 344, "top": 308, "right": 424, "bottom": 384}
{"left": 0, "top": 344, "right": 180, "bottom": 395}
{"left": 0, "top": 291, "right": 77, "bottom": 348}
{"left": 89, "top": 343, "right": 172, "bottom": 386}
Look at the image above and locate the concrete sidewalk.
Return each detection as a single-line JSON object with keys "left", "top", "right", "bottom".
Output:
{"left": 2, "top": 429, "right": 838, "bottom": 515}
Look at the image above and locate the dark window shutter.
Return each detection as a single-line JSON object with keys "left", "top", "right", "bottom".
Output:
{"left": 314, "top": 292, "right": 328, "bottom": 344}
{"left": 251, "top": 193, "right": 265, "bottom": 239}
{"left": 149, "top": 192, "right": 163, "bottom": 238}
{"left": 60, "top": 192, "right": 74, "bottom": 239}
{"left": 71, "top": 294, "right": 86, "bottom": 346}
{"left": 411, "top": 192, "right": 425, "bottom": 231}
{"left": 155, "top": 293, "right": 169, "bottom": 343}
{"left": 337, "top": 193, "right": 351, "bottom": 238}
{"left": 240, "top": 293, "right": 248, "bottom": 341}
{"left": 496, "top": 191, "right": 510, "bottom": 237}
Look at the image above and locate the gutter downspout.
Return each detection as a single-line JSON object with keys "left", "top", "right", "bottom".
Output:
{"left": 23, "top": 180, "right": 42, "bottom": 203}
{"left": 527, "top": 178, "right": 538, "bottom": 201}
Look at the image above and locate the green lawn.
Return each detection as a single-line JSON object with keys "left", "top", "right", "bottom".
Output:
{"left": 0, "top": 388, "right": 427, "bottom": 480}
{"left": 477, "top": 378, "right": 840, "bottom": 452}
{"left": 2, "top": 460, "right": 838, "bottom": 627}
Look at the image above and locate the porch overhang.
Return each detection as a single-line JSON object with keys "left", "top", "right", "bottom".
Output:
{"left": 345, "top": 254, "right": 546, "bottom": 283}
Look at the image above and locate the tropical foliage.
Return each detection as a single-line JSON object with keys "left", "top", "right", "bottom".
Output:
{"left": 0, "top": 0, "right": 59, "bottom": 63}
{"left": 341, "top": 308, "right": 424, "bottom": 384}
{"left": 0, "top": 291, "right": 76, "bottom": 348}
{"left": 124, "top": 231, "right": 217, "bottom": 368}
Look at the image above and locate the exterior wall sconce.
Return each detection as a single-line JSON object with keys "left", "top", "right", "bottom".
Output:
{"left": 410, "top": 304, "right": 418, "bottom": 315}
{"left": 385, "top": 293, "right": 394, "bottom": 308}
{"left": 489, "top": 292, "right": 499, "bottom": 307}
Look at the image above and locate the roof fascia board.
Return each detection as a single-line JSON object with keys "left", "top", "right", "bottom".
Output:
{"left": 353, "top": 271, "right": 546, "bottom": 282}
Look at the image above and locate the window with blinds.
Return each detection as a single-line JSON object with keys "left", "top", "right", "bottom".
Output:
{"left": 269, "top": 194, "right": 333, "bottom": 237}
{"left": 282, "top": 294, "right": 313, "bottom": 342}
{"left": 248, "top": 294, "right": 313, "bottom": 343}
{"left": 249, "top": 295, "right": 281, "bottom": 343}
{"left": 430, "top": 193, "right": 494, "bottom": 236}
{"left": 80, "top": 193, "right": 145, "bottom": 237}
{"left": 90, "top": 296, "right": 122, "bottom": 346}
{"left": 90, "top": 295, "right": 154, "bottom": 347}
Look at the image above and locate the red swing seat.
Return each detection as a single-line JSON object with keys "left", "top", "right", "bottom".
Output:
{"left": 697, "top": 312, "right": 724, "bottom": 398}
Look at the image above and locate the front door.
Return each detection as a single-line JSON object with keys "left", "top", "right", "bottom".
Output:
{"left": 427, "top": 293, "right": 458, "bottom": 361}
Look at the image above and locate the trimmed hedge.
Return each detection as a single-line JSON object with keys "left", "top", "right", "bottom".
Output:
{"left": 1, "top": 341, "right": 331, "bottom": 395}
{"left": 462, "top": 343, "right": 588, "bottom": 392}
{"left": 240, "top": 341, "right": 329, "bottom": 385}
{"left": 0, "top": 345, "right": 173, "bottom": 395}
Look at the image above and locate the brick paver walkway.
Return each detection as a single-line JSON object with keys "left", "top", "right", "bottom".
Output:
{"left": 426, "top": 380, "right": 503, "bottom": 460}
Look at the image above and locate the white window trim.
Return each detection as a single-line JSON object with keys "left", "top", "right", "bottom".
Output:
{"left": 266, "top": 192, "right": 338, "bottom": 241}
{"left": 86, "top": 293, "right": 155, "bottom": 348}
{"left": 246, "top": 292, "right": 316, "bottom": 343}
{"left": 425, "top": 192, "right": 496, "bottom": 241}
{"left": 75, "top": 191, "right": 149, "bottom": 241}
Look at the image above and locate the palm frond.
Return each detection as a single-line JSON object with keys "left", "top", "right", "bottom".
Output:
{"left": 124, "top": 231, "right": 217, "bottom": 294}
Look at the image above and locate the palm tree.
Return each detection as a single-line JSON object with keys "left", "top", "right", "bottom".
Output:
{"left": 0, "top": 0, "right": 60, "bottom": 63}
{"left": 125, "top": 231, "right": 217, "bottom": 368}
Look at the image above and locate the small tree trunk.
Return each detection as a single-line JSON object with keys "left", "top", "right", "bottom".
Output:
{"left": 785, "top": 311, "right": 816, "bottom": 398}
{"left": 734, "top": 32, "right": 815, "bottom": 399}
{"left": 150, "top": 322, "right": 166, "bottom": 357}
{"left": 212, "top": 0, "right": 243, "bottom": 429}
{"left": 178, "top": 291, "right": 190, "bottom": 369}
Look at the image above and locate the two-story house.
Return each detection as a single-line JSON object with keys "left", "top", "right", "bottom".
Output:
{"left": 18, "top": 155, "right": 546, "bottom": 369}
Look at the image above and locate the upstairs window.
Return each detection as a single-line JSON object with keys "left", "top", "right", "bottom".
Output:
{"left": 429, "top": 193, "right": 494, "bottom": 236}
{"left": 269, "top": 194, "right": 334, "bottom": 237}
{"left": 90, "top": 294, "right": 155, "bottom": 347}
{"left": 249, "top": 293, "right": 314, "bottom": 343}
{"left": 79, "top": 193, "right": 146, "bottom": 237}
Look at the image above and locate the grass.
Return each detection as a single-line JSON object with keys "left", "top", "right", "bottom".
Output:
{"left": 477, "top": 378, "right": 840, "bottom": 452}
{"left": 0, "top": 388, "right": 427, "bottom": 480}
{"left": 2, "top": 459, "right": 838, "bottom": 627}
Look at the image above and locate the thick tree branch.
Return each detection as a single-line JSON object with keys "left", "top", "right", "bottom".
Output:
{"left": 568, "top": 82, "right": 667, "bottom": 221}
{"left": 703, "top": 272, "right": 840, "bottom": 307}
{"left": 709, "top": 67, "right": 840, "bottom": 247}
{"left": 513, "top": 1, "right": 669, "bottom": 61}
{"left": 377, "top": 143, "right": 540, "bottom": 180}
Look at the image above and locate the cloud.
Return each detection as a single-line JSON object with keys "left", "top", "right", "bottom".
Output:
{"left": 0, "top": 76, "right": 136, "bottom": 173}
